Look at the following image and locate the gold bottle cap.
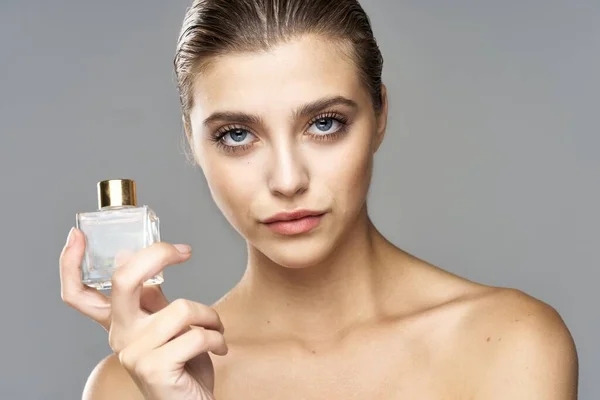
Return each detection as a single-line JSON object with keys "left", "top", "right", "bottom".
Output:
{"left": 97, "top": 179, "right": 137, "bottom": 208}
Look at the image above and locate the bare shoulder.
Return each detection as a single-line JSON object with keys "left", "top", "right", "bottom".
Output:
{"left": 463, "top": 287, "right": 577, "bottom": 355}
{"left": 460, "top": 287, "right": 578, "bottom": 399}
{"left": 82, "top": 354, "right": 144, "bottom": 400}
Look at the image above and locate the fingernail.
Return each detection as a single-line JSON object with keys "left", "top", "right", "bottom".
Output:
{"left": 174, "top": 244, "right": 192, "bottom": 254}
{"left": 66, "top": 227, "right": 76, "bottom": 247}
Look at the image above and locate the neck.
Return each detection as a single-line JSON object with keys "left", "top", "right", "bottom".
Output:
{"left": 234, "top": 207, "right": 407, "bottom": 341}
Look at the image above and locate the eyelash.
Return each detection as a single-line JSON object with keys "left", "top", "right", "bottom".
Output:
{"left": 210, "top": 111, "right": 350, "bottom": 154}
{"left": 306, "top": 112, "right": 349, "bottom": 142}
{"left": 211, "top": 125, "right": 252, "bottom": 154}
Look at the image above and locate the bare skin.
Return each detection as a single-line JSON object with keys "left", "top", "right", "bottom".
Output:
{"left": 78, "top": 235, "right": 577, "bottom": 399}
{"left": 65, "top": 35, "right": 578, "bottom": 399}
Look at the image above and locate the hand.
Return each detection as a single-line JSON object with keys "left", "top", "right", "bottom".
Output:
{"left": 60, "top": 227, "right": 228, "bottom": 399}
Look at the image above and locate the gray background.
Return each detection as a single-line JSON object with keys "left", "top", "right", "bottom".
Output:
{"left": 0, "top": 0, "right": 597, "bottom": 399}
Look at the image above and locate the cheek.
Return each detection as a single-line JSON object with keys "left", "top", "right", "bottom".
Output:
{"left": 202, "top": 155, "right": 259, "bottom": 224}
{"left": 316, "top": 130, "right": 373, "bottom": 209}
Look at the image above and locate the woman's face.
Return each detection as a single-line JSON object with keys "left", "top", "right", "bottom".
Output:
{"left": 188, "top": 35, "right": 387, "bottom": 268}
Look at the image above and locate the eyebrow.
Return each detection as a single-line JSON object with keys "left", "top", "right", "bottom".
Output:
{"left": 202, "top": 111, "right": 263, "bottom": 127}
{"left": 202, "top": 96, "right": 358, "bottom": 127}
{"left": 292, "top": 96, "right": 359, "bottom": 120}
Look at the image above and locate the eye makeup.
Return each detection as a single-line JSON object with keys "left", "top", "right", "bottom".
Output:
{"left": 208, "top": 109, "right": 352, "bottom": 154}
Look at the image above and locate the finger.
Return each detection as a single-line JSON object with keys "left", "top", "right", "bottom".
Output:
{"left": 59, "top": 227, "right": 111, "bottom": 328}
{"left": 110, "top": 242, "right": 191, "bottom": 324}
{"left": 157, "top": 299, "right": 225, "bottom": 335}
{"left": 155, "top": 327, "right": 228, "bottom": 365}
{"left": 140, "top": 285, "right": 169, "bottom": 314}
{"left": 124, "top": 299, "right": 225, "bottom": 357}
{"left": 124, "top": 328, "right": 227, "bottom": 377}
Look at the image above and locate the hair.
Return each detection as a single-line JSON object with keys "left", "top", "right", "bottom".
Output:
{"left": 173, "top": 0, "right": 384, "bottom": 134}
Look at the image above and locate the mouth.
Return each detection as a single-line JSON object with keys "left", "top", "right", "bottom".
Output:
{"left": 262, "top": 209, "right": 327, "bottom": 235}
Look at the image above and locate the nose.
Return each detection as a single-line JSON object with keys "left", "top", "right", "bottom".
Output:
{"left": 267, "top": 143, "right": 309, "bottom": 198}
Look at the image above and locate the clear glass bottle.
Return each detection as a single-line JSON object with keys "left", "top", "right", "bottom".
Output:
{"left": 76, "top": 179, "right": 163, "bottom": 290}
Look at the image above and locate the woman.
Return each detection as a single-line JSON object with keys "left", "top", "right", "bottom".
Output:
{"left": 60, "top": 0, "right": 578, "bottom": 398}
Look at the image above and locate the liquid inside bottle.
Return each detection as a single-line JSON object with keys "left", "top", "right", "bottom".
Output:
{"left": 75, "top": 179, "right": 163, "bottom": 290}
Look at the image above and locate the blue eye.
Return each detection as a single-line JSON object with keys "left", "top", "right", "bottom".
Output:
{"left": 221, "top": 129, "right": 254, "bottom": 146}
{"left": 229, "top": 129, "right": 247, "bottom": 142}
{"left": 315, "top": 118, "right": 334, "bottom": 131}
{"left": 308, "top": 117, "right": 341, "bottom": 135}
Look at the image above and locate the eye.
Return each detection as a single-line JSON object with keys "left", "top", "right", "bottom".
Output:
{"left": 307, "top": 117, "right": 342, "bottom": 136}
{"left": 220, "top": 128, "right": 255, "bottom": 146}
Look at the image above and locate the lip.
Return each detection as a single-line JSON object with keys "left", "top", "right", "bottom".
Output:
{"left": 262, "top": 209, "right": 326, "bottom": 235}
{"left": 262, "top": 209, "right": 325, "bottom": 224}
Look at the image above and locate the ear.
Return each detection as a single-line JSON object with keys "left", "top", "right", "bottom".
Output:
{"left": 373, "top": 83, "right": 389, "bottom": 153}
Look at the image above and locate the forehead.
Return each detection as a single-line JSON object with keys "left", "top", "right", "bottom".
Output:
{"left": 190, "top": 35, "right": 367, "bottom": 117}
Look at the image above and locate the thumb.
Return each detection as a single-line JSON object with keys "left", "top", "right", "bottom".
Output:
{"left": 60, "top": 228, "right": 111, "bottom": 329}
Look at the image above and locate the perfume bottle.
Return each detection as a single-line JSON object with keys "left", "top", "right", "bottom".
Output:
{"left": 76, "top": 179, "right": 163, "bottom": 290}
